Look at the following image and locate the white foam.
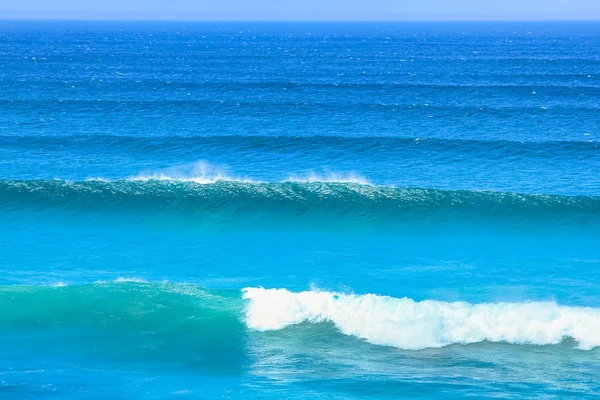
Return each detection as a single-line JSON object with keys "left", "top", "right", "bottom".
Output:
{"left": 92, "top": 278, "right": 148, "bottom": 284}
{"left": 85, "top": 177, "right": 111, "bottom": 182}
{"left": 286, "top": 171, "right": 371, "bottom": 185}
{"left": 242, "top": 288, "right": 600, "bottom": 350}
{"left": 129, "top": 161, "right": 255, "bottom": 184}
{"left": 88, "top": 161, "right": 374, "bottom": 185}
{"left": 113, "top": 277, "right": 148, "bottom": 283}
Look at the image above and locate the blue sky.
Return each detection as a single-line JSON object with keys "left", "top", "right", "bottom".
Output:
{"left": 2, "top": 0, "right": 600, "bottom": 20}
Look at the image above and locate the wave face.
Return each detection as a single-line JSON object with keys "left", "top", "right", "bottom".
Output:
{"left": 0, "top": 282, "right": 242, "bottom": 328}
{"left": 244, "top": 288, "right": 600, "bottom": 350}
{"left": 0, "top": 282, "right": 249, "bottom": 371}
{"left": 1, "top": 179, "right": 599, "bottom": 228}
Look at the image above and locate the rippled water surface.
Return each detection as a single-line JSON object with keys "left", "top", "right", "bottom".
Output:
{"left": 1, "top": 21, "right": 599, "bottom": 399}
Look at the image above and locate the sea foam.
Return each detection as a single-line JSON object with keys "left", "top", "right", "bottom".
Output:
{"left": 285, "top": 171, "right": 371, "bottom": 185}
{"left": 129, "top": 161, "right": 255, "bottom": 184}
{"left": 242, "top": 288, "right": 600, "bottom": 350}
{"left": 129, "top": 161, "right": 370, "bottom": 185}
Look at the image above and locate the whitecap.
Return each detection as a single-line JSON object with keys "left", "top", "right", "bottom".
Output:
{"left": 285, "top": 171, "right": 371, "bottom": 185}
{"left": 243, "top": 287, "right": 600, "bottom": 350}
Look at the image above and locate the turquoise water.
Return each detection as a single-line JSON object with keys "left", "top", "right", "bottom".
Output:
{"left": 1, "top": 21, "right": 600, "bottom": 398}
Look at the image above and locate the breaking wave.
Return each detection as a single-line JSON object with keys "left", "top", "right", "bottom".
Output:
{"left": 1, "top": 282, "right": 599, "bottom": 351}
{"left": 243, "top": 288, "right": 600, "bottom": 350}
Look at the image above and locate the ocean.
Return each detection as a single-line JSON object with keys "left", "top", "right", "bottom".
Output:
{"left": 0, "top": 21, "right": 599, "bottom": 398}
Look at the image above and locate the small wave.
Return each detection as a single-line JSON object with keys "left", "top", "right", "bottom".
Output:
{"left": 243, "top": 288, "right": 600, "bottom": 350}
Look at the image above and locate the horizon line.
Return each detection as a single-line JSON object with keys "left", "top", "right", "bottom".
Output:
{"left": 2, "top": 18, "right": 600, "bottom": 22}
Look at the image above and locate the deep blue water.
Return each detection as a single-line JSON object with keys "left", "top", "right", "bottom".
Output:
{"left": 1, "top": 21, "right": 599, "bottom": 399}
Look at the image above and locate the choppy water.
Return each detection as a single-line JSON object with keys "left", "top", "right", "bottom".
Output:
{"left": 1, "top": 21, "right": 599, "bottom": 399}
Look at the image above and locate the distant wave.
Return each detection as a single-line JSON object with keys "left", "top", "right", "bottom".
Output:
{"left": 1, "top": 178, "right": 598, "bottom": 227}
{"left": 243, "top": 288, "right": 600, "bottom": 350}
{"left": 1, "top": 282, "right": 599, "bottom": 351}
{"left": 5, "top": 80, "right": 599, "bottom": 91}
{"left": 2, "top": 132, "right": 598, "bottom": 147}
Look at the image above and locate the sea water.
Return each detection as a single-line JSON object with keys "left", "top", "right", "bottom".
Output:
{"left": 0, "top": 21, "right": 599, "bottom": 398}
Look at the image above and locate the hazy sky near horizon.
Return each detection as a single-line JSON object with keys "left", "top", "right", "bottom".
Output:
{"left": 2, "top": 0, "right": 600, "bottom": 21}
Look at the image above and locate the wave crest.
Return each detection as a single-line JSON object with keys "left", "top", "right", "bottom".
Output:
{"left": 243, "top": 288, "right": 600, "bottom": 350}
{"left": 127, "top": 162, "right": 370, "bottom": 185}
{"left": 286, "top": 171, "right": 371, "bottom": 185}
{"left": 129, "top": 161, "right": 255, "bottom": 184}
